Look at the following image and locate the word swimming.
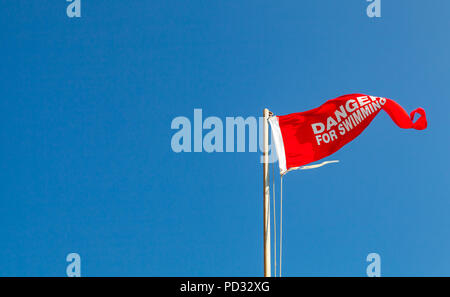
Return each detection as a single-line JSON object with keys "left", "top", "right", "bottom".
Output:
{"left": 312, "top": 96, "right": 387, "bottom": 145}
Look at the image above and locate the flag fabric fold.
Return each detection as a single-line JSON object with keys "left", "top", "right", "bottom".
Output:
{"left": 269, "top": 94, "right": 427, "bottom": 175}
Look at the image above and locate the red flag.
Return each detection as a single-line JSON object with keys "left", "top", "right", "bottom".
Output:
{"left": 269, "top": 94, "right": 427, "bottom": 175}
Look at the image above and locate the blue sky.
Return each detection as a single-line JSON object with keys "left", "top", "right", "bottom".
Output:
{"left": 0, "top": 1, "right": 449, "bottom": 276}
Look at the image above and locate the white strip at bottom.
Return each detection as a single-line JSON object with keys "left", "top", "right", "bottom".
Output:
{"left": 298, "top": 160, "right": 339, "bottom": 170}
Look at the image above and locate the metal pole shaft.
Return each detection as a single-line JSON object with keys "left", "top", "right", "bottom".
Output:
{"left": 263, "top": 108, "right": 271, "bottom": 277}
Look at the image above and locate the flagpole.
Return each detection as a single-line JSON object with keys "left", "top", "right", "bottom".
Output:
{"left": 263, "top": 108, "right": 271, "bottom": 277}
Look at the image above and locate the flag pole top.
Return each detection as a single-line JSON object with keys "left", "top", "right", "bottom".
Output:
{"left": 263, "top": 108, "right": 273, "bottom": 117}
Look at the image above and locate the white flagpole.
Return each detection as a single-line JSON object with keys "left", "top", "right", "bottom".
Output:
{"left": 263, "top": 108, "right": 271, "bottom": 277}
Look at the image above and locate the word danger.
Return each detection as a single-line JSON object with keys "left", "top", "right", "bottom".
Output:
{"left": 312, "top": 96, "right": 386, "bottom": 145}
